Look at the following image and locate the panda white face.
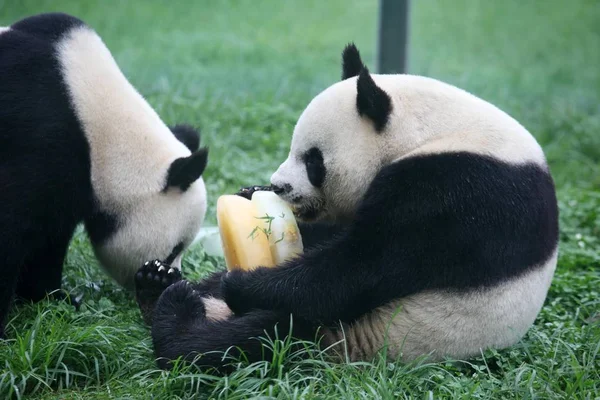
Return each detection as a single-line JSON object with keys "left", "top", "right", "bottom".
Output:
{"left": 271, "top": 89, "right": 386, "bottom": 222}
{"left": 271, "top": 46, "right": 396, "bottom": 223}
{"left": 91, "top": 173, "right": 207, "bottom": 289}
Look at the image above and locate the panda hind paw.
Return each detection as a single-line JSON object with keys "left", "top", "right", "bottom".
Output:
{"left": 155, "top": 280, "right": 207, "bottom": 324}
{"left": 135, "top": 259, "right": 182, "bottom": 326}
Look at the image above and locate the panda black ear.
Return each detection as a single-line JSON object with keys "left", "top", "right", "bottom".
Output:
{"left": 356, "top": 67, "right": 392, "bottom": 132}
{"left": 169, "top": 124, "right": 200, "bottom": 151}
{"left": 341, "top": 43, "right": 365, "bottom": 80}
{"left": 164, "top": 148, "right": 208, "bottom": 191}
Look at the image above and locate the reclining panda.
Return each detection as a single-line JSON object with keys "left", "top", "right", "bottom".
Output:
{"left": 0, "top": 13, "right": 208, "bottom": 337}
{"left": 135, "top": 43, "right": 559, "bottom": 371}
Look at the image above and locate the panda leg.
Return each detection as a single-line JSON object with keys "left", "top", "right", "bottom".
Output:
{"left": 135, "top": 259, "right": 182, "bottom": 326}
{"left": 134, "top": 259, "right": 225, "bottom": 326}
{"left": 151, "top": 280, "right": 318, "bottom": 373}
{"left": 189, "top": 270, "right": 227, "bottom": 297}
{"left": 1, "top": 230, "right": 75, "bottom": 337}
{"left": 0, "top": 255, "right": 21, "bottom": 339}
{"left": 14, "top": 232, "right": 73, "bottom": 304}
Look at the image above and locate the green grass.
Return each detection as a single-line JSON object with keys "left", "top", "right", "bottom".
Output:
{"left": 1, "top": 0, "right": 599, "bottom": 398}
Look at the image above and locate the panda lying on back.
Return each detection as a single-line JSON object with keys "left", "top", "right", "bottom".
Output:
{"left": 0, "top": 13, "right": 208, "bottom": 338}
{"left": 135, "top": 43, "right": 559, "bottom": 372}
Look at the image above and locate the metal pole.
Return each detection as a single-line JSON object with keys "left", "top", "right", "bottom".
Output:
{"left": 376, "top": 0, "right": 410, "bottom": 74}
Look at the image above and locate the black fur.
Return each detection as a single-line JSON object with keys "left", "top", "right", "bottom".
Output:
{"left": 135, "top": 261, "right": 226, "bottom": 327}
{"left": 356, "top": 68, "right": 392, "bottom": 132}
{"left": 148, "top": 152, "right": 558, "bottom": 370}
{"left": 0, "top": 13, "right": 91, "bottom": 338}
{"left": 221, "top": 153, "right": 558, "bottom": 323}
{"left": 135, "top": 259, "right": 182, "bottom": 325}
{"left": 85, "top": 206, "right": 119, "bottom": 246}
{"left": 10, "top": 12, "right": 85, "bottom": 40}
{"left": 303, "top": 147, "right": 326, "bottom": 188}
{"left": 135, "top": 223, "right": 338, "bottom": 372}
{"left": 0, "top": 13, "right": 203, "bottom": 338}
{"left": 341, "top": 42, "right": 364, "bottom": 80}
{"left": 169, "top": 124, "right": 201, "bottom": 152}
{"left": 164, "top": 148, "right": 209, "bottom": 192}
{"left": 342, "top": 43, "right": 392, "bottom": 132}
{"left": 150, "top": 276, "right": 317, "bottom": 373}
{"left": 297, "top": 221, "right": 346, "bottom": 250}
{"left": 165, "top": 242, "right": 184, "bottom": 265}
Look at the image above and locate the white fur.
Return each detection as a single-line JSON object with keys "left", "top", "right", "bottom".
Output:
{"left": 57, "top": 27, "right": 207, "bottom": 287}
{"left": 271, "top": 73, "right": 557, "bottom": 362}
{"left": 202, "top": 296, "right": 232, "bottom": 322}
{"left": 323, "top": 250, "right": 557, "bottom": 362}
{"left": 0, "top": 27, "right": 9, "bottom": 35}
{"left": 271, "top": 74, "right": 546, "bottom": 221}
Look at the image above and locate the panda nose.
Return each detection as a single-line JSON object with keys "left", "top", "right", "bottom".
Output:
{"left": 271, "top": 184, "right": 291, "bottom": 195}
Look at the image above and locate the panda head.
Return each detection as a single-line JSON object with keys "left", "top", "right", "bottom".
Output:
{"left": 87, "top": 125, "right": 208, "bottom": 289}
{"left": 270, "top": 44, "right": 399, "bottom": 222}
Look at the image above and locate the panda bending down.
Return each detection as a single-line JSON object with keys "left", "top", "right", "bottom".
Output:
{"left": 135, "top": 44, "right": 558, "bottom": 372}
{"left": 0, "top": 13, "right": 209, "bottom": 338}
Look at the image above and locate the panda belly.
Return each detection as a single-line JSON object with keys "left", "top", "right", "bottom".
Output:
{"left": 323, "top": 250, "right": 557, "bottom": 362}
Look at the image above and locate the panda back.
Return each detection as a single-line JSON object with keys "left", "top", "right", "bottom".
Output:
{"left": 366, "top": 74, "right": 548, "bottom": 168}
{"left": 9, "top": 13, "right": 85, "bottom": 40}
{"left": 327, "top": 131, "right": 560, "bottom": 362}
{"left": 0, "top": 14, "right": 92, "bottom": 218}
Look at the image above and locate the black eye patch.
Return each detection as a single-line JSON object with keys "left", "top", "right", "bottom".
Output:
{"left": 303, "top": 147, "right": 326, "bottom": 188}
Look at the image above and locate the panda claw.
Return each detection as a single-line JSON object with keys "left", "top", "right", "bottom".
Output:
{"left": 135, "top": 259, "right": 183, "bottom": 326}
{"left": 235, "top": 185, "right": 273, "bottom": 200}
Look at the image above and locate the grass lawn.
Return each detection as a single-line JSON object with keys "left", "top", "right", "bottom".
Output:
{"left": 1, "top": 0, "right": 599, "bottom": 398}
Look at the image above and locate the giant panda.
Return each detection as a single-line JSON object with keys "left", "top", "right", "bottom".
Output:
{"left": 135, "top": 43, "right": 559, "bottom": 372}
{"left": 0, "top": 13, "right": 208, "bottom": 337}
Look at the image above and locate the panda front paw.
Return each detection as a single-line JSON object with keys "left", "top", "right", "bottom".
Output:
{"left": 235, "top": 185, "right": 273, "bottom": 200}
{"left": 135, "top": 259, "right": 182, "bottom": 326}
